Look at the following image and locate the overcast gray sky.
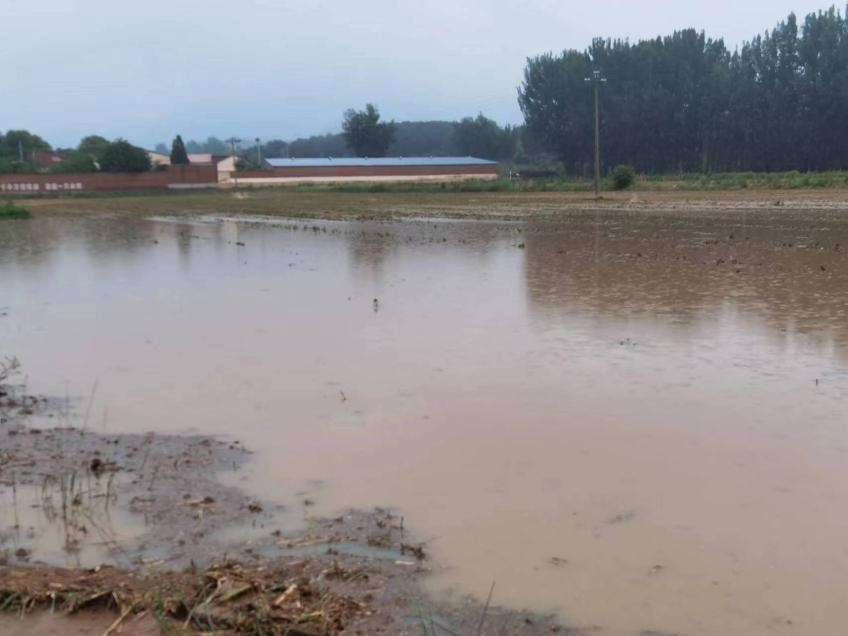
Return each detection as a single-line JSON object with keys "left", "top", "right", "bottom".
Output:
{"left": 1, "top": 0, "right": 838, "bottom": 148}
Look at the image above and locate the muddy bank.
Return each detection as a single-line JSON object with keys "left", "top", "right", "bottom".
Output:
{"left": 0, "top": 522, "right": 577, "bottom": 635}
{"left": 0, "top": 379, "right": 575, "bottom": 634}
{"left": 1, "top": 395, "right": 254, "bottom": 569}
{"left": 18, "top": 186, "right": 848, "bottom": 222}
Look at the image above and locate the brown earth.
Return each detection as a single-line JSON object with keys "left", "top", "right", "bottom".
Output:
{"left": 16, "top": 186, "right": 848, "bottom": 222}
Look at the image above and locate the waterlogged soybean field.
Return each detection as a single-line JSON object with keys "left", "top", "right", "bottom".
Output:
{"left": 1, "top": 203, "right": 847, "bottom": 635}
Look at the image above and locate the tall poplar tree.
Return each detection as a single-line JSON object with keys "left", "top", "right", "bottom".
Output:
{"left": 519, "top": 5, "right": 848, "bottom": 174}
{"left": 170, "top": 135, "right": 190, "bottom": 165}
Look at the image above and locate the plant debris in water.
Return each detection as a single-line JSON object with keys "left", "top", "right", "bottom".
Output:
{"left": 0, "top": 560, "right": 364, "bottom": 635}
{"left": 0, "top": 367, "right": 578, "bottom": 635}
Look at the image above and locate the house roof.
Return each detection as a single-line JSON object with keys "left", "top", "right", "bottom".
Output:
{"left": 188, "top": 153, "right": 214, "bottom": 164}
{"left": 32, "top": 151, "right": 64, "bottom": 168}
{"left": 265, "top": 156, "right": 498, "bottom": 168}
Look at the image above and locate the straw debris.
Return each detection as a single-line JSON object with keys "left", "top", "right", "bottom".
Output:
{"left": 0, "top": 560, "right": 364, "bottom": 635}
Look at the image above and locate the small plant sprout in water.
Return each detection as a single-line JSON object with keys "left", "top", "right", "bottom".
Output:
{"left": 37, "top": 466, "right": 123, "bottom": 560}
{"left": 0, "top": 356, "right": 21, "bottom": 384}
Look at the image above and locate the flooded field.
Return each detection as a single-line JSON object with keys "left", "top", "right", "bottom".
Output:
{"left": 2, "top": 206, "right": 847, "bottom": 635}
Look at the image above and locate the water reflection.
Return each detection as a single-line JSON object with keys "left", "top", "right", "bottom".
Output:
{"left": 2, "top": 211, "right": 847, "bottom": 636}
{"left": 523, "top": 209, "right": 848, "bottom": 359}
{"left": 0, "top": 477, "right": 141, "bottom": 569}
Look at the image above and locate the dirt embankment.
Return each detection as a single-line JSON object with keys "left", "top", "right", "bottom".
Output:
{"left": 18, "top": 186, "right": 848, "bottom": 222}
{"left": 0, "top": 372, "right": 576, "bottom": 635}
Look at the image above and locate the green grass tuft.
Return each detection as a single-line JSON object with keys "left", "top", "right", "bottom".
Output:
{"left": 0, "top": 202, "right": 30, "bottom": 219}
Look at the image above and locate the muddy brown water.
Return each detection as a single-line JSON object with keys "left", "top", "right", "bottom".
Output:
{"left": 2, "top": 209, "right": 847, "bottom": 635}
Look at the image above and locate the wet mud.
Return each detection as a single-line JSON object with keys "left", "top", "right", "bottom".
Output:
{"left": 18, "top": 185, "right": 848, "bottom": 222}
{"left": 0, "top": 384, "right": 573, "bottom": 635}
{"left": 0, "top": 375, "right": 261, "bottom": 570}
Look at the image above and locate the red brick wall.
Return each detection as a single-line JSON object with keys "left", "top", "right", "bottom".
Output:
{"left": 0, "top": 165, "right": 217, "bottom": 194}
{"left": 236, "top": 164, "right": 500, "bottom": 179}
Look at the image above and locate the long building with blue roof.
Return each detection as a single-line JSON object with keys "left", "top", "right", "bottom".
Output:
{"left": 264, "top": 156, "right": 498, "bottom": 168}
{"left": 224, "top": 156, "right": 500, "bottom": 186}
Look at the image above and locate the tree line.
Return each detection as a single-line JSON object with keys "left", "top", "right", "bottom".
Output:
{"left": 166, "top": 111, "right": 521, "bottom": 163}
{"left": 0, "top": 132, "right": 155, "bottom": 174}
{"left": 0, "top": 113, "right": 521, "bottom": 175}
{"left": 0, "top": 131, "right": 51, "bottom": 173}
{"left": 519, "top": 5, "right": 848, "bottom": 174}
{"left": 8, "top": 6, "right": 848, "bottom": 176}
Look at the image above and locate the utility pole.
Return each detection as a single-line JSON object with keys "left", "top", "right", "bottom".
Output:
{"left": 226, "top": 137, "right": 242, "bottom": 188}
{"left": 226, "top": 137, "right": 241, "bottom": 158}
{"left": 584, "top": 70, "right": 607, "bottom": 198}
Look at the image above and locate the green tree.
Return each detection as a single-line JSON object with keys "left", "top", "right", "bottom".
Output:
{"left": 342, "top": 104, "right": 396, "bottom": 157}
{"left": 98, "top": 139, "right": 152, "bottom": 173}
{"left": 50, "top": 151, "right": 98, "bottom": 173}
{"left": 185, "top": 136, "right": 229, "bottom": 154}
{"left": 170, "top": 135, "right": 189, "bottom": 165}
{"left": 235, "top": 156, "right": 264, "bottom": 172}
{"left": 611, "top": 164, "right": 637, "bottom": 189}
{"left": 286, "top": 121, "right": 459, "bottom": 158}
{"left": 388, "top": 121, "right": 458, "bottom": 155}
{"left": 0, "top": 158, "right": 36, "bottom": 174}
{"left": 518, "top": 50, "right": 594, "bottom": 173}
{"left": 77, "top": 135, "right": 110, "bottom": 161}
{"left": 288, "top": 133, "right": 349, "bottom": 158}
{"left": 453, "top": 114, "right": 516, "bottom": 160}
{"left": 518, "top": 7, "right": 848, "bottom": 174}
{"left": 262, "top": 139, "right": 289, "bottom": 158}
{"left": 0, "top": 130, "right": 51, "bottom": 161}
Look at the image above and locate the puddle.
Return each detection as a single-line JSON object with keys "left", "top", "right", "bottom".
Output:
{"left": 2, "top": 210, "right": 848, "bottom": 635}
{"left": 278, "top": 542, "right": 407, "bottom": 561}
{"left": 0, "top": 477, "right": 143, "bottom": 569}
{"left": 402, "top": 612, "right": 463, "bottom": 636}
